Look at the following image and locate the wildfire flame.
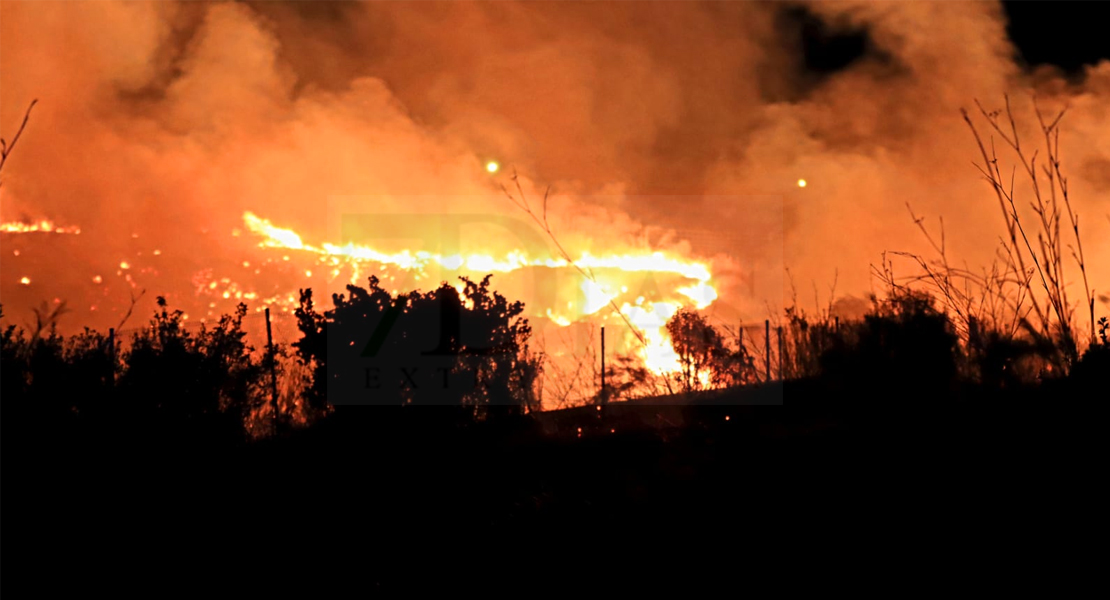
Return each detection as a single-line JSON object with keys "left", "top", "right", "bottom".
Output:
{"left": 0, "top": 219, "right": 81, "bottom": 234}
{"left": 241, "top": 211, "right": 719, "bottom": 376}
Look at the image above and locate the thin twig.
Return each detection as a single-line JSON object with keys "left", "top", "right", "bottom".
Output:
{"left": 0, "top": 99, "right": 39, "bottom": 177}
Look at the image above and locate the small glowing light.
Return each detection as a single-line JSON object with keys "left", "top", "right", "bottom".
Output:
{"left": 119, "top": 261, "right": 130, "bottom": 270}
{"left": 12, "top": 250, "right": 19, "bottom": 256}
{"left": 725, "top": 415, "right": 730, "bottom": 421}
{"left": 92, "top": 275, "right": 103, "bottom": 284}
{"left": 20, "top": 277, "right": 30, "bottom": 285}
{"left": 797, "top": 179, "right": 807, "bottom": 188}
{"left": 486, "top": 161, "right": 500, "bottom": 173}
{"left": 305, "top": 270, "right": 312, "bottom": 278}
{"left": 153, "top": 249, "right": 161, "bottom": 256}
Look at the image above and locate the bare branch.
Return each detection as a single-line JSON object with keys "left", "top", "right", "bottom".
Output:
{"left": 0, "top": 99, "right": 39, "bottom": 176}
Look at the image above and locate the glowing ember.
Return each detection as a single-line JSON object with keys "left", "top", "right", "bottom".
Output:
{"left": 19, "top": 276, "right": 31, "bottom": 285}
{"left": 486, "top": 161, "right": 500, "bottom": 173}
{"left": 797, "top": 179, "right": 807, "bottom": 188}
{"left": 0, "top": 220, "right": 81, "bottom": 234}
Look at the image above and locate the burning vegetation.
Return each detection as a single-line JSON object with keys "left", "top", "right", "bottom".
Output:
{"left": 5, "top": 4, "right": 1110, "bottom": 593}
{"left": 2, "top": 2, "right": 1109, "bottom": 430}
{"left": 2, "top": 92, "right": 1109, "bottom": 426}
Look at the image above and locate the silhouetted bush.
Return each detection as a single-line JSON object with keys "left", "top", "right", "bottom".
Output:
{"left": 1071, "top": 317, "right": 1109, "bottom": 391}
{"left": 116, "top": 298, "right": 267, "bottom": 442}
{"left": 1, "top": 323, "right": 114, "bottom": 427}
{"left": 294, "top": 274, "right": 541, "bottom": 416}
{"left": 780, "top": 304, "right": 839, "bottom": 380}
{"left": 966, "top": 316, "right": 1057, "bottom": 388}
{"left": 1, "top": 298, "right": 272, "bottom": 445}
{"left": 820, "top": 290, "right": 960, "bottom": 396}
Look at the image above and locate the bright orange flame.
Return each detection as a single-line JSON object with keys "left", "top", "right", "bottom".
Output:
{"left": 240, "top": 211, "right": 719, "bottom": 378}
{"left": 0, "top": 219, "right": 81, "bottom": 234}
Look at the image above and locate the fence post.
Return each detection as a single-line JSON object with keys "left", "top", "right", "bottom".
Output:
{"left": 764, "top": 320, "right": 771, "bottom": 382}
{"left": 265, "top": 308, "right": 279, "bottom": 435}
{"left": 777, "top": 326, "right": 784, "bottom": 380}
{"left": 107, "top": 327, "right": 115, "bottom": 386}
{"left": 600, "top": 325, "right": 606, "bottom": 405}
{"left": 737, "top": 323, "right": 743, "bottom": 384}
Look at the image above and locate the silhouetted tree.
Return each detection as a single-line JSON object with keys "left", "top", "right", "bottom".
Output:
{"left": 666, "top": 308, "right": 755, "bottom": 392}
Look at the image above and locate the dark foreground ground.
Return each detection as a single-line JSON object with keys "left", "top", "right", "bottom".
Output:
{"left": 5, "top": 378, "right": 1101, "bottom": 593}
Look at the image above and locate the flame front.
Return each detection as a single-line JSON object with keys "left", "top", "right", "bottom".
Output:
{"left": 241, "top": 211, "right": 718, "bottom": 378}
{"left": 0, "top": 219, "right": 81, "bottom": 234}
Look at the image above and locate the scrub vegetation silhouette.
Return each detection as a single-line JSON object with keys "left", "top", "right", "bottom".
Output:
{"left": 293, "top": 273, "right": 541, "bottom": 417}
{"left": 2, "top": 95, "right": 1108, "bottom": 444}
{"left": 4, "top": 94, "right": 1108, "bottom": 596}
